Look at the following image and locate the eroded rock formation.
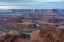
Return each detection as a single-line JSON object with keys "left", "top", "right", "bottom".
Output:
{"left": 30, "top": 26, "right": 64, "bottom": 42}
{"left": 39, "top": 26, "right": 64, "bottom": 42}
{"left": 0, "top": 34, "right": 25, "bottom": 42}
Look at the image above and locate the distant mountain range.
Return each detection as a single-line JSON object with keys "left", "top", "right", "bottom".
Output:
{"left": 0, "top": 9, "right": 64, "bottom": 15}
{"left": 0, "top": 9, "right": 64, "bottom": 23}
{"left": 0, "top": 9, "right": 64, "bottom": 19}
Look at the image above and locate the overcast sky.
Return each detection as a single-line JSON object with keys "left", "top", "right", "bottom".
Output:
{"left": 0, "top": 0, "right": 64, "bottom": 9}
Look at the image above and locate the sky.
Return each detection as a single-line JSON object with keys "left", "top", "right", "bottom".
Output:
{"left": 0, "top": 0, "right": 64, "bottom": 9}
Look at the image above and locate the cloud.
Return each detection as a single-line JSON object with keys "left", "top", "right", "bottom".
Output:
{"left": 0, "top": 0, "right": 36, "bottom": 6}
{"left": 0, "top": 0, "right": 64, "bottom": 3}
{"left": 0, "top": 0, "right": 36, "bottom": 3}
{"left": 34, "top": 0, "right": 64, "bottom": 2}
{"left": 0, "top": 0, "right": 64, "bottom": 9}
{"left": 0, "top": 2, "right": 64, "bottom": 9}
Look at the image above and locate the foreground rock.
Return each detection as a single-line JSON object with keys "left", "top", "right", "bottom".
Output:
{"left": 30, "top": 26, "right": 64, "bottom": 42}
{"left": 0, "top": 34, "right": 25, "bottom": 42}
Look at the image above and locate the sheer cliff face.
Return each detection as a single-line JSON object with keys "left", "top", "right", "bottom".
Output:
{"left": 22, "top": 9, "right": 64, "bottom": 23}
{"left": 42, "top": 9, "right": 55, "bottom": 15}
{"left": 30, "top": 26, "right": 64, "bottom": 42}
{"left": 0, "top": 9, "right": 64, "bottom": 23}
{"left": 39, "top": 26, "right": 64, "bottom": 42}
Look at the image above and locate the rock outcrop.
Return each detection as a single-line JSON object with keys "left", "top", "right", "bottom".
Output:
{"left": 39, "top": 26, "right": 64, "bottom": 42}
{"left": 30, "top": 26, "right": 64, "bottom": 42}
{"left": 0, "top": 34, "right": 25, "bottom": 42}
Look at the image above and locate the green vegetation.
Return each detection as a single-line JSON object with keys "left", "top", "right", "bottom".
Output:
{"left": 0, "top": 24, "right": 31, "bottom": 39}
{"left": 0, "top": 24, "right": 21, "bottom": 32}
{"left": 32, "top": 22, "right": 43, "bottom": 30}
{"left": 0, "top": 23, "right": 43, "bottom": 39}
{"left": 0, "top": 24, "right": 32, "bottom": 32}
